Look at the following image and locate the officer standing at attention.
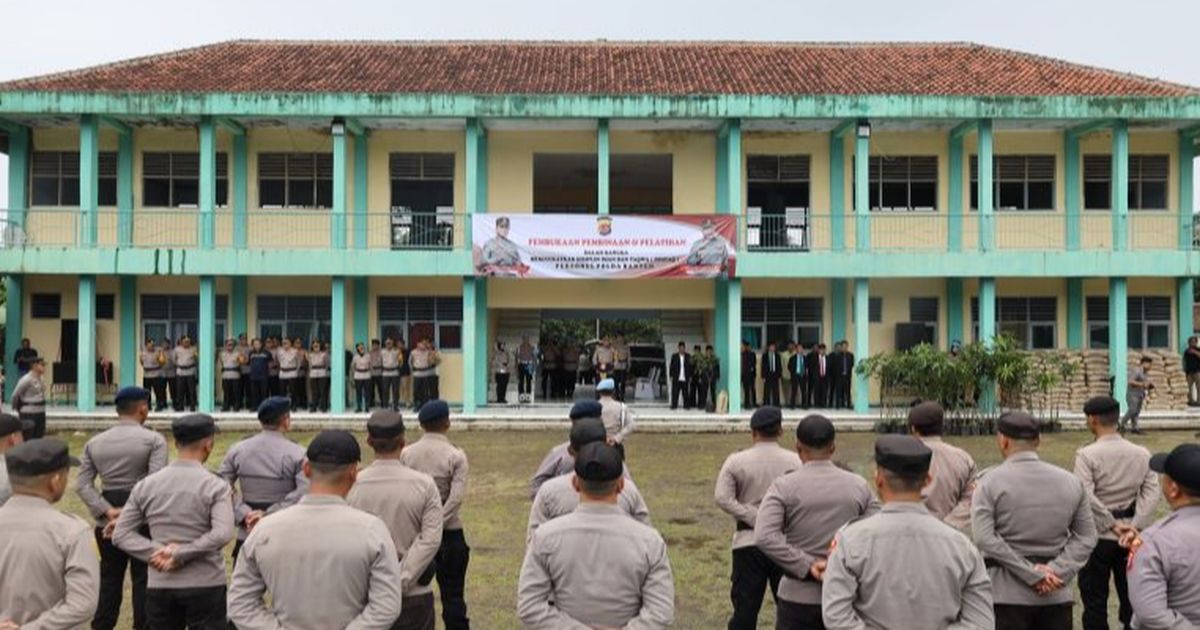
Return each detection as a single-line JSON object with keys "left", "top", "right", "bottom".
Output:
{"left": 754, "top": 414, "right": 878, "bottom": 630}
{"left": 140, "top": 339, "right": 168, "bottom": 411}
{"left": 112, "top": 414, "right": 234, "bottom": 629}
{"left": 76, "top": 386, "right": 168, "bottom": 630}
{"left": 597, "top": 379, "right": 635, "bottom": 451}
{"left": 972, "top": 412, "right": 1098, "bottom": 629}
{"left": 908, "top": 401, "right": 977, "bottom": 530}
{"left": 0, "top": 414, "right": 25, "bottom": 506}
{"left": 220, "top": 339, "right": 245, "bottom": 412}
{"left": 822, "top": 435, "right": 994, "bottom": 629}
{"left": 518, "top": 441, "right": 675, "bottom": 629}
{"left": 528, "top": 401, "right": 605, "bottom": 498}
{"left": 348, "top": 411, "right": 444, "bottom": 630}
{"left": 1073, "top": 395, "right": 1160, "bottom": 630}
{"left": 10, "top": 356, "right": 47, "bottom": 439}
{"left": 217, "top": 396, "right": 308, "bottom": 560}
{"left": 400, "top": 400, "right": 471, "bottom": 630}
{"left": 714, "top": 406, "right": 802, "bottom": 630}
{"left": 227, "top": 430, "right": 403, "bottom": 629}
{"left": 0, "top": 438, "right": 99, "bottom": 628}
{"left": 1127, "top": 443, "right": 1200, "bottom": 628}
{"left": 173, "top": 336, "right": 199, "bottom": 412}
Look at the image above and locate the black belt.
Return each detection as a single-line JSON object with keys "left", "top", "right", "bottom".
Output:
{"left": 985, "top": 555, "right": 1054, "bottom": 570}
{"left": 245, "top": 501, "right": 273, "bottom": 511}
{"left": 102, "top": 489, "right": 133, "bottom": 507}
{"left": 1111, "top": 505, "right": 1136, "bottom": 519}
{"left": 736, "top": 521, "right": 754, "bottom": 532}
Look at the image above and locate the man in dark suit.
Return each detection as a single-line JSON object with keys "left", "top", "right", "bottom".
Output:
{"left": 759, "top": 342, "right": 782, "bottom": 407}
{"left": 831, "top": 340, "right": 855, "bottom": 409}
{"left": 705, "top": 345, "right": 721, "bottom": 411}
{"left": 805, "top": 343, "right": 830, "bottom": 408}
{"left": 740, "top": 340, "right": 757, "bottom": 409}
{"left": 787, "top": 342, "right": 806, "bottom": 409}
{"left": 669, "top": 341, "right": 692, "bottom": 410}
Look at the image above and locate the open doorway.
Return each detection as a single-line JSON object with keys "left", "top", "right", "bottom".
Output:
{"left": 537, "top": 312, "right": 664, "bottom": 402}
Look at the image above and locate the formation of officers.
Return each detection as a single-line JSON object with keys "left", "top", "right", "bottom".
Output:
{"left": 0, "top": 389, "right": 1199, "bottom": 629}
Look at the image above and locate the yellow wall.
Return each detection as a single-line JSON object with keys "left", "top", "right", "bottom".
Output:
{"left": 487, "top": 278, "right": 716, "bottom": 309}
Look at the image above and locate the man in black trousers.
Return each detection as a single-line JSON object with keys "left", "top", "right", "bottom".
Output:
{"left": 787, "top": 342, "right": 806, "bottom": 409}
{"left": 831, "top": 340, "right": 855, "bottom": 409}
{"left": 759, "top": 342, "right": 783, "bottom": 408}
{"left": 669, "top": 341, "right": 693, "bottom": 410}
{"left": 740, "top": 340, "right": 758, "bottom": 409}
{"left": 805, "top": 343, "right": 830, "bottom": 408}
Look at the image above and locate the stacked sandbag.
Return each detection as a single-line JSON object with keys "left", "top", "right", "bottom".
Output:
{"left": 1131, "top": 349, "right": 1188, "bottom": 411}
{"left": 1082, "top": 350, "right": 1113, "bottom": 398}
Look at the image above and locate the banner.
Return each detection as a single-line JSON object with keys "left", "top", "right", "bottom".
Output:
{"left": 472, "top": 214, "right": 737, "bottom": 279}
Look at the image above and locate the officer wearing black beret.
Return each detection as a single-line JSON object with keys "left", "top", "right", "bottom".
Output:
{"left": 1128, "top": 443, "right": 1200, "bottom": 626}
{"left": 907, "top": 401, "right": 977, "bottom": 529}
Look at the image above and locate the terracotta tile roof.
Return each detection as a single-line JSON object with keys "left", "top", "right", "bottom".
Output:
{"left": 1, "top": 40, "right": 1195, "bottom": 97}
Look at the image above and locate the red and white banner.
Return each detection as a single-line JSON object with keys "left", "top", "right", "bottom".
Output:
{"left": 472, "top": 214, "right": 737, "bottom": 279}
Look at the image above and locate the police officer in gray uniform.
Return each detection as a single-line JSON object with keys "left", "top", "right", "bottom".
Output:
{"left": 76, "top": 386, "right": 168, "bottom": 630}
{"left": 348, "top": 410, "right": 444, "bottom": 630}
{"left": 112, "top": 414, "right": 233, "bottom": 629}
{"left": 685, "top": 219, "right": 731, "bottom": 269}
{"left": 10, "top": 356, "right": 47, "bottom": 439}
{"left": 1128, "top": 443, "right": 1200, "bottom": 629}
{"left": 0, "top": 438, "right": 99, "bottom": 629}
{"left": 822, "top": 435, "right": 993, "bottom": 630}
{"left": 755, "top": 414, "right": 879, "bottom": 630}
{"left": 0, "top": 414, "right": 24, "bottom": 506}
{"left": 217, "top": 396, "right": 308, "bottom": 560}
{"left": 518, "top": 441, "right": 676, "bottom": 629}
{"left": 479, "top": 216, "right": 522, "bottom": 272}
{"left": 908, "top": 401, "right": 977, "bottom": 531}
{"left": 140, "top": 339, "right": 167, "bottom": 411}
{"left": 227, "top": 430, "right": 403, "bottom": 630}
{"left": 220, "top": 339, "right": 244, "bottom": 412}
{"left": 715, "top": 406, "right": 802, "bottom": 630}
{"left": 1074, "top": 395, "right": 1160, "bottom": 630}
{"left": 528, "top": 401, "right": 606, "bottom": 499}
{"left": 972, "top": 411, "right": 1098, "bottom": 630}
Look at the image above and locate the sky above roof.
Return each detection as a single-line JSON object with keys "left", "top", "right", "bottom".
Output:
{"left": 3, "top": 0, "right": 1199, "bottom": 205}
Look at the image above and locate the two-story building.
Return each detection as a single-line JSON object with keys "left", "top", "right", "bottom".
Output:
{"left": 1, "top": 40, "right": 1197, "bottom": 414}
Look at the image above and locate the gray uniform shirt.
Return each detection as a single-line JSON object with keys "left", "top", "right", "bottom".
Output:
{"left": 112, "top": 460, "right": 235, "bottom": 589}
{"left": 173, "top": 347, "right": 197, "bottom": 377}
{"left": 352, "top": 353, "right": 373, "bottom": 381}
{"left": 822, "top": 502, "right": 994, "bottom": 630}
{"left": 754, "top": 459, "right": 879, "bottom": 604}
{"left": 76, "top": 419, "right": 169, "bottom": 524}
{"left": 0, "top": 495, "right": 100, "bottom": 629}
{"left": 141, "top": 350, "right": 164, "bottom": 378}
{"left": 227, "top": 494, "right": 403, "bottom": 630}
{"left": 920, "top": 436, "right": 977, "bottom": 531}
{"left": 528, "top": 474, "right": 650, "bottom": 541}
{"left": 217, "top": 430, "right": 308, "bottom": 540}
{"left": 481, "top": 235, "right": 522, "bottom": 267}
{"left": 399, "top": 433, "right": 468, "bottom": 531}
{"left": 380, "top": 348, "right": 401, "bottom": 377}
{"left": 715, "top": 441, "right": 802, "bottom": 549}
{"left": 11, "top": 371, "right": 47, "bottom": 415}
{"left": 347, "top": 460, "right": 444, "bottom": 596}
{"left": 530, "top": 442, "right": 574, "bottom": 499}
{"left": 518, "top": 502, "right": 675, "bottom": 630}
{"left": 0, "top": 455, "right": 9, "bottom": 506}
{"left": 1129, "top": 367, "right": 1150, "bottom": 401}
{"left": 1074, "top": 434, "right": 1161, "bottom": 540}
{"left": 971, "top": 451, "right": 1098, "bottom": 605}
{"left": 220, "top": 350, "right": 242, "bottom": 380}
{"left": 307, "top": 351, "right": 329, "bottom": 378}
{"left": 600, "top": 397, "right": 637, "bottom": 444}
{"left": 277, "top": 348, "right": 299, "bottom": 377}
{"left": 686, "top": 234, "right": 731, "bottom": 266}
{"left": 1128, "top": 505, "right": 1200, "bottom": 630}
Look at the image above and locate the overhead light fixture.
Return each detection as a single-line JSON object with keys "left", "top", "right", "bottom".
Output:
{"left": 856, "top": 120, "right": 871, "bottom": 139}
{"left": 331, "top": 120, "right": 346, "bottom": 136}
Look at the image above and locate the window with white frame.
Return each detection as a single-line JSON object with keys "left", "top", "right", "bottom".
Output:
{"left": 256, "top": 296, "right": 331, "bottom": 344}
{"left": 865, "top": 156, "right": 938, "bottom": 212}
{"left": 970, "top": 155, "right": 1055, "bottom": 211}
{"left": 258, "top": 153, "right": 333, "bottom": 209}
{"left": 909, "top": 296, "right": 940, "bottom": 343}
{"left": 377, "top": 296, "right": 463, "bottom": 350}
{"left": 30, "top": 151, "right": 118, "bottom": 206}
{"left": 141, "top": 294, "right": 228, "bottom": 346}
{"left": 971, "top": 297, "right": 1056, "bottom": 349}
{"left": 143, "top": 152, "right": 229, "bottom": 208}
{"left": 742, "top": 297, "right": 823, "bottom": 350}
{"left": 1083, "top": 154, "right": 1169, "bottom": 210}
{"left": 1086, "top": 296, "right": 1171, "bottom": 350}
{"left": 389, "top": 153, "right": 454, "bottom": 212}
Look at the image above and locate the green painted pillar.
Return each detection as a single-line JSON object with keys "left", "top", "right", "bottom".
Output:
{"left": 829, "top": 125, "right": 848, "bottom": 251}
{"left": 597, "top": 119, "right": 610, "bottom": 215}
{"left": 353, "top": 277, "right": 369, "bottom": 349}
{"left": 854, "top": 123, "right": 870, "bottom": 252}
{"left": 5, "top": 125, "right": 29, "bottom": 225}
{"left": 948, "top": 131, "right": 964, "bottom": 252}
{"left": 853, "top": 278, "right": 870, "bottom": 413}
{"left": 465, "top": 118, "right": 484, "bottom": 242}
{"left": 462, "top": 278, "right": 480, "bottom": 413}
{"left": 830, "top": 279, "right": 847, "bottom": 343}
{"left": 1067, "top": 278, "right": 1084, "bottom": 349}
{"left": 232, "top": 277, "right": 248, "bottom": 337}
{"left": 946, "top": 278, "right": 964, "bottom": 348}
{"left": 233, "top": 132, "right": 248, "bottom": 248}
{"left": 330, "top": 277, "right": 347, "bottom": 413}
{"left": 1112, "top": 120, "right": 1129, "bottom": 251}
{"left": 1109, "top": 277, "right": 1128, "bottom": 411}
{"left": 725, "top": 278, "right": 743, "bottom": 413}
{"left": 4, "top": 276, "right": 24, "bottom": 399}
{"left": 978, "top": 120, "right": 994, "bottom": 252}
{"left": 332, "top": 122, "right": 348, "bottom": 248}
{"left": 725, "top": 119, "right": 742, "bottom": 218}
{"left": 199, "top": 116, "right": 217, "bottom": 249}
{"left": 1065, "top": 131, "right": 1081, "bottom": 251}
{"left": 198, "top": 276, "right": 216, "bottom": 412}
{"left": 715, "top": 126, "right": 729, "bottom": 214}
{"left": 1178, "top": 132, "right": 1194, "bottom": 250}
{"left": 77, "top": 275, "right": 96, "bottom": 411}
{"left": 119, "top": 276, "right": 137, "bottom": 386}
{"left": 1177, "top": 277, "right": 1194, "bottom": 353}
{"left": 79, "top": 114, "right": 99, "bottom": 247}
{"left": 714, "top": 279, "right": 729, "bottom": 396}
{"left": 979, "top": 277, "right": 997, "bottom": 411}
{"left": 353, "top": 131, "right": 369, "bottom": 249}
{"left": 117, "top": 130, "right": 134, "bottom": 246}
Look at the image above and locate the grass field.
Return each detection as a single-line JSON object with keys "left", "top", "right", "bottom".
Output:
{"left": 50, "top": 427, "right": 1196, "bottom": 629}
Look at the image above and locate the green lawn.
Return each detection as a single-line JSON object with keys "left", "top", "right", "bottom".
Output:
{"left": 51, "top": 427, "right": 1196, "bottom": 629}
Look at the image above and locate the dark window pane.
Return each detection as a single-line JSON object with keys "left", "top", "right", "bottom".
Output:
{"left": 1031, "top": 324, "right": 1055, "bottom": 350}
{"left": 174, "top": 180, "right": 199, "bottom": 206}
{"left": 796, "top": 325, "right": 821, "bottom": 348}
{"left": 1084, "top": 181, "right": 1110, "bottom": 210}
{"left": 998, "top": 182, "right": 1024, "bottom": 210}
{"left": 61, "top": 179, "right": 80, "bottom": 206}
{"left": 144, "top": 178, "right": 171, "bottom": 206}
{"left": 910, "top": 182, "right": 936, "bottom": 209}
{"left": 969, "top": 182, "right": 979, "bottom": 210}
{"left": 409, "top": 322, "right": 436, "bottom": 347}
{"left": 260, "top": 180, "right": 286, "bottom": 207}
{"left": 98, "top": 179, "right": 118, "bottom": 206}
{"left": 32, "top": 178, "right": 59, "bottom": 205}
{"left": 216, "top": 180, "right": 229, "bottom": 206}
{"left": 881, "top": 182, "right": 907, "bottom": 209}
{"left": 1089, "top": 324, "right": 1109, "bottom": 349}
{"left": 1146, "top": 324, "right": 1170, "bottom": 348}
{"left": 316, "top": 180, "right": 334, "bottom": 208}
{"left": 1139, "top": 181, "right": 1167, "bottom": 210}
{"left": 288, "top": 180, "right": 315, "bottom": 207}
{"left": 1128, "top": 321, "right": 1142, "bottom": 349}
{"left": 1027, "top": 181, "right": 1054, "bottom": 210}
{"left": 741, "top": 327, "right": 763, "bottom": 350}
{"left": 439, "top": 324, "right": 462, "bottom": 350}
{"left": 766, "top": 324, "right": 792, "bottom": 349}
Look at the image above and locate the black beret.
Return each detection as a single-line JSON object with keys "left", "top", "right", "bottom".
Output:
{"left": 997, "top": 411, "right": 1041, "bottom": 440}
{"left": 874, "top": 434, "right": 933, "bottom": 476}
{"left": 907, "top": 401, "right": 944, "bottom": 429}
{"left": 796, "top": 414, "right": 836, "bottom": 447}
{"left": 569, "top": 418, "right": 608, "bottom": 452}
{"left": 257, "top": 396, "right": 292, "bottom": 424}
{"left": 569, "top": 400, "right": 604, "bottom": 421}
{"left": 306, "top": 430, "right": 362, "bottom": 465}
{"left": 750, "top": 406, "right": 783, "bottom": 430}
{"left": 574, "top": 441, "right": 624, "bottom": 482}
{"left": 5, "top": 438, "right": 78, "bottom": 476}
{"left": 1083, "top": 396, "right": 1121, "bottom": 416}
{"left": 172, "top": 413, "right": 217, "bottom": 444}
{"left": 114, "top": 386, "right": 151, "bottom": 406}
{"left": 367, "top": 410, "right": 405, "bottom": 439}
{"left": 418, "top": 399, "right": 451, "bottom": 424}
{"left": 1150, "top": 443, "right": 1200, "bottom": 492}
{"left": 0, "top": 413, "right": 22, "bottom": 438}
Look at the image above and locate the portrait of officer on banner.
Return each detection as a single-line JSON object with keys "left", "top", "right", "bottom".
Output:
{"left": 685, "top": 218, "right": 732, "bottom": 274}
{"left": 475, "top": 215, "right": 528, "bottom": 277}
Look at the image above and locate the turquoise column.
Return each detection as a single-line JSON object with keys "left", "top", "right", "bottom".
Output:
{"left": 1065, "top": 131, "right": 1081, "bottom": 251}
{"left": 5, "top": 124, "right": 29, "bottom": 226}
{"left": 978, "top": 120, "right": 994, "bottom": 252}
{"left": 1111, "top": 120, "right": 1129, "bottom": 251}
{"left": 979, "top": 277, "right": 997, "bottom": 411}
{"left": 80, "top": 114, "right": 99, "bottom": 247}
{"left": 830, "top": 279, "right": 847, "bottom": 343}
{"left": 725, "top": 119, "right": 742, "bottom": 217}
{"left": 198, "top": 116, "right": 216, "bottom": 249}
{"left": 77, "top": 275, "right": 96, "bottom": 411}
{"left": 948, "top": 130, "right": 964, "bottom": 252}
{"left": 1177, "top": 277, "right": 1194, "bottom": 353}
{"left": 353, "top": 130, "right": 369, "bottom": 249}
{"left": 725, "top": 279, "right": 743, "bottom": 413}
{"left": 854, "top": 122, "right": 870, "bottom": 252}
{"left": 1178, "top": 131, "right": 1195, "bottom": 250}
{"left": 718, "top": 119, "right": 742, "bottom": 413}
{"left": 331, "top": 121, "right": 348, "bottom": 248}
{"left": 353, "top": 277, "right": 369, "bottom": 348}
{"left": 853, "top": 278, "right": 870, "bottom": 413}
{"left": 462, "top": 278, "right": 480, "bottom": 412}
{"left": 1109, "top": 277, "right": 1128, "bottom": 411}
{"left": 232, "top": 277, "right": 248, "bottom": 337}
{"left": 463, "top": 118, "right": 489, "bottom": 408}
{"left": 198, "top": 276, "right": 216, "bottom": 412}
{"left": 714, "top": 279, "right": 729, "bottom": 397}
{"left": 119, "top": 276, "right": 137, "bottom": 386}
{"left": 946, "top": 278, "right": 964, "bottom": 348}
{"left": 715, "top": 126, "right": 729, "bottom": 213}
{"left": 117, "top": 129, "right": 133, "bottom": 246}
{"left": 330, "top": 277, "right": 347, "bottom": 413}
{"left": 597, "top": 118, "right": 610, "bottom": 215}
{"left": 4, "top": 276, "right": 24, "bottom": 399}
{"left": 1067, "top": 278, "right": 1084, "bottom": 349}
{"left": 233, "top": 132, "right": 248, "bottom": 248}
{"left": 829, "top": 123, "right": 851, "bottom": 251}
